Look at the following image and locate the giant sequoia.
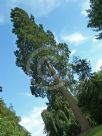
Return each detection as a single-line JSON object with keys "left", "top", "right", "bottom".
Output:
{"left": 11, "top": 7, "right": 91, "bottom": 132}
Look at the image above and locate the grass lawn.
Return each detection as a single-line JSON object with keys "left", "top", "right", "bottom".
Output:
{"left": 80, "top": 125, "right": 102, "bottom": 136}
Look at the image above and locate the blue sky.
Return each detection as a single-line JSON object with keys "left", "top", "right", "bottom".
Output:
{"left": 0, "top": 0, "right": 102, "bottom": 136}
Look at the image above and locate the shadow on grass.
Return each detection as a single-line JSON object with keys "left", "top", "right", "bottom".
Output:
{"left": 79, "top": 125, "right": 102, "bottom": 136}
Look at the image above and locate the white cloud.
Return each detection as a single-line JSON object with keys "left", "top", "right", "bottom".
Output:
{"left": 81, "top": 0, "right": 90, "bottom": 16}
{"left": 53, "top": 32, "right": 60, "bottom": 43}
{"left": 70, "top": 49, "right": 76, "bottom": 56}
{"left": 19, "top": 0, "right": 60, "bottom": 17}
{"left": 92, "top": 37, "right": 98, "bottom": 43}
{"left": 0, "top": 0, "right": 82, "bottom": 24}
{"left": 19, "top": 106, "right": 46, "bottom": 136}
{"left": 64, "top": 0, "right": 77, "bottom": 3}
{"left": 0, "top": 0, "right": 61, "bottom": 24}
{"left": 0, "top": 16, "right": 5, "bottom": 24}
{"left": 96, "top": 58, "right": 102, "bottom": 71}
{"left": 61, "top": 32, "right": 86, "bottom": 45}
{"left": 90, "top": 42, "right": 102, "bottom": 53}
{"left": 23, "top": 93, "right": 32, "bottom": 97}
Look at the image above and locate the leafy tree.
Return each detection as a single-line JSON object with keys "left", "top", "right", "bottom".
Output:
{"left": 87, "top": 0, "right": 102, "bottom": 39}
{"left": 11, "top": 7, "right": 91, "bottom": 132}
{"left": 0, "top": 99, "right": 31, "bottom": 136}
{"left": 42, "top": 57, "right": 102, "bottom": 135}
{"left": 70, "top": 57, "right": 92, "bottom": 96}
{"left": 78, "top": 70, "right": 102, "bottom": 125}
{"left": 71, "top": 57, "right": 102, "bottom": 125}
{"left": 72, "top": 57, "right": 92, "bottom": 80}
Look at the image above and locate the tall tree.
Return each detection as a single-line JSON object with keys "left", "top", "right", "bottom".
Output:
{"left": 11, "top": 7, "right": 91, "bottom": 132}
{"left": 87, "top": 0, "right": 102, "bottom": 39}
{"left": 0, "top": 99, "right": 31, "bottom": 136}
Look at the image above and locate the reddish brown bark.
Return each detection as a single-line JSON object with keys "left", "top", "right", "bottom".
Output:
{"left": 45, "top": 60, "right": 91, "bottom": 132}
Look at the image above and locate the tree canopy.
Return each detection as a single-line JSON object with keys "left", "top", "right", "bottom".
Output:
{"left": 78, "top": 70, "right": 102, "bottom": 125}
{"left": 11, "top": 7, "right": 70, "bottom": 97}
{"left": 0, "top": 99, "right": 31, "bottom": 136}
{"left": 11, "top": 7, "right": 91, "bottom": 133}
{"left": 41, "top": 88, "right": 81, "bottom": 136}
{"left": 87, "top": 0, "right": 102, "bottom": 39}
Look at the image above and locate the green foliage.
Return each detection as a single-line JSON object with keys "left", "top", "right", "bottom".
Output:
{"left": 11, "top": 7, "right": 70, "bottom": 98}
{"left": 11, "top": 7, "right": 91, "bottom": 135}
{"left": 42, "top": 92, "right": 81, "bottom": 136}
{"left": 80, "top": 125, "right": 102, "bottom": 136}
{"left": 87, "top": 0, "right": 102, "bottom": 39}
{"left": 0, "top": 99, "right": 31, "bottom": 136}
{"left": 78, "top": 70, "right": 102, "bottom": 124}
{"left": 72, "top": 57, "right": 92, "bottom": 80}
{"left": 72, "top": 58, "right": 102, "bottom": 125}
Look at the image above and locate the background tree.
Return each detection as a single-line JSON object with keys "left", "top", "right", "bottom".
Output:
{"left": 78, "top": 70, "right": 102, "bottom": 125}
{"left": 72, "top": 57, "right": 92, "bottom": 80}
{"left": 11, "top": 7, "right": 91, "bottom": 132}
{"left": 87, "top": 0, "right": 102, "bottom": 39}
{"left": 0, "top": 86, "right": 2, "bottom": 92}
{"left": 72, "top": 57, "right": 102, "bottom": 125}
{"left": 86, "top": 0, "right": 102, "bottom": 124}
{"left": 0, "top": 98, "right": 31, "bottom": 136}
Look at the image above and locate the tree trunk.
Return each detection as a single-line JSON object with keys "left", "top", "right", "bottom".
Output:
{"left": 59, "top": 84, "right": 91, "bottom": 132}
{"left": 45, "top": 60, "right": 91, "bottom": 132}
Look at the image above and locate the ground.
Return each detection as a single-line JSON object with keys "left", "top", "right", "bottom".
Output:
{"left": 80, "top": 125, "right": 102, "bottom": 136}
